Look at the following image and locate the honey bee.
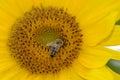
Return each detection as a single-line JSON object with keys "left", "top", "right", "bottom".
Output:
{"left": 46, "top": 39, "right": 63, "bottom": 57}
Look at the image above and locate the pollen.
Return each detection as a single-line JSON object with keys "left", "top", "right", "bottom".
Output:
{"left": 8, "top": 7, "right": 83, "bottom": 74}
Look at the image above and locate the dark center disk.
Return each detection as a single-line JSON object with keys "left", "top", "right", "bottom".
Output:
{"left": 8, "top": 7, "right": 83, "bottom": 74}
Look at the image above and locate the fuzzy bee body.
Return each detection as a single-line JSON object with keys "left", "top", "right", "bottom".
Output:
{"left": 50, "top": 47, "right": 57, "bottom": 57}
{"left": 50, "top": 44, "right": 61, "bottom": 57}
{"left": 46, "top": 39, "right": 63, "bottom": 57}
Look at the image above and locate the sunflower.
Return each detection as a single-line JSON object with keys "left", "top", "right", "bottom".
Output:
{"left": 0, "top": 0, "right": 120, "bottom": 80}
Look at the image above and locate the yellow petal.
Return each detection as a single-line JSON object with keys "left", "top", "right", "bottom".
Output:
{"left": 98, "top": 47, "right": 120, "bottom": 60}
{"left": 79, "top": 0, "right": 120, "bottom": 28}
{"left": 0, "top": 66, "right": 20, "bottom": 80}
{"left": 83, "top": 12, "right": 118, "bottom": 46}
{"left": 86, "top": 66, "right": 113, "bottom": 80}
{"left": 12, "top": 72, "right": 29, "bottom": 80}
{"left": 0, "top": 0, "right": 23, "bottom": 18}
{"left": 56, "top": 68, "right": 84, "bottom": 80}
{"left": 78, "top": 46, "right": 111, "bottom": 68}
{"left": 100, "top": 25, "right": 120, "bottom": 46}
{"left": 71, "top": 60, "right": 89, "bottom": 79}
{"left": 0, "top": 10, "right": 15, "bottom": 27}
{"left": 14, "top": 0, "right": 34, "bottom": 13}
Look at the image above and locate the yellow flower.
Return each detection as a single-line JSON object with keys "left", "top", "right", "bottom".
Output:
{"left": 0, "top": 0, "right": 120, "bottom": 80}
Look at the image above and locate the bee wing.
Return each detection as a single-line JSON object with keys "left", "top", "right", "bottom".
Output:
{"left": 46, "top": 42, "right": 55, "bottom": 47}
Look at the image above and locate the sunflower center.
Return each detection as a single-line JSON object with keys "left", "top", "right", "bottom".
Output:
{"left": 8, "top": 7, "right": 83, "bottom": 74}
